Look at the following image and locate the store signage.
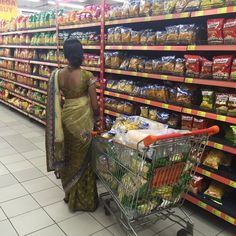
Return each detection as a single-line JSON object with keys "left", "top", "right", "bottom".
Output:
{"left": 0, "top": 0, "right": 17, "bottom": 21}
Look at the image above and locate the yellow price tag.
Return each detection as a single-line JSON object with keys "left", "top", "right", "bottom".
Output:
{"left": 127, "top": 46, "right": 132, "bottom": 50}
{"left": 180, "top": 12, "right": 189, "bottom": 18}
{"left": 164, "top": 46, "right": 172, "bottom": 50}
{"left": 162, "top": 104, "right": 169, "bottom": 109}
{"left": 213, "top": 143, "right": 223, "bottom": 150}
{"left": 161, "top": 75, "right": 168, "bottom": 80}
{"left": 128, "top": 96, "right": 134, "bottom": 101}
{"left": 145, "top": 100, "right": 151, "bottom": 105}
{"left": 143, "top": 46, "right": 148, "bottom": 50}
{"left": 183, "top": 108, "right": 192, "bottom": 114}
{"left": 165, "top": 14, "right": 173, "bottom": 19}
{"left": 202, "top": 170, "right": 211, "bottom": 177}
{"left": 233, "top": 6, "right": 236, "bottom": 12}
{"left": 131, "top": 71, "right": 138, "bottom": 76}
{"left": 213, "top": 209, "right": 221, "bottom": 217}
{"left": 185, "top": 78, "right": 193, "bottom": 83}
{"left": 217, "top": 7, "right": 227, "bottom": 14}
{"left": 197, "top": 111, "right": 206, "bottom": 117}
{"left": 216, "top": 115, "right": 226, "bottom": 122}
{"left": 127, "top": 19, "right": 133, "bottom": 23}
{"left": 229, "top": 181, "right": 236, "bottom": 188}
{"left": 225, "top": 215, "right": 235, "bottom": 224}
{"left": 194, "top": 10, "right": 204, "bottom": 17}
{"left": 188, "top": 45, "right": 196, "bottom": 51}
{"left": 198, "top": 201, "right": 206, "bottom": 208}
{"left": 143, "top": 73, "right": 148, "bottom": 78}
{"left": 145, "top": 16, "right": 151, "bottom": 22}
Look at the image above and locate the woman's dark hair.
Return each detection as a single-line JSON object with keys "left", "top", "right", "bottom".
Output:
{"left": 63, "top": 38, "right": 83, "bottom": 68}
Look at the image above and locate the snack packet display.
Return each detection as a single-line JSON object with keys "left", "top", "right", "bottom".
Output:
{"left": 231, "top": 58, "right": 236, "bottom": 80}
{"left": 203, "top": 149, "right": 224, "bottom": 169}
{"left": 130, "top": 31, "right": 141, "bottom": 45}
{"left": 227, "top": 94, "right": 236, "bottom": 116}
{"left": 163, "top": 0, "right": 177, "bottom": 14}
{"left": 225, "top": 125, "right": 236, "bottom": 144}
{"left": 139, "top": 0, "right": 152, "bottom": 16}
{"left": 162, "top": 56, "right": 175, "bottom": 74}
{"left": 184, "top": 0, "right": 201, "bottom": 11}
{"left": 215, "top": 93, "right": 229, "bottom": 114}
{"left": 166, "top": 25, "right": 179, "bottom": 45}
{"left": 223, "top": 18, "right": 236, "bottom": 44}
{"left": 140, "top": 106, "right": 149, "bottom": 118}
{"left": 156, "top": 31, "right": 167, "bottom": 45}
{"left": 200, "top": 90, "right": 214, "bottom": 110}
{"left": 152, "top": 0, "right": 164, "bottom": 15}
{"left": 192, "top": 117, "right": 207, "bottom": 130}
{"left": 200, "top": 58, "right": 213, "bottom": 79}
{"left": 181, "top": 115, "right": 193, "bottom": 130}
{"left": 174, "top": 0, "right": 189, "bottom": 13}
{"left": 204, "top": 182, "right": 225, "bottom": 204}
{"left": 174, "top": 58, "right": 185, "bottom": 76}
{"left": 178, "top": 24, "right": 197, "bottom": 45}
{"left": 212, "top": 55, "right": 233, "bottom": 80}
{"left": 207, "top": 18, "right": 225, "bottom": 44}
{"left": 184, "top": 55, "right": 201, "bottom": 78}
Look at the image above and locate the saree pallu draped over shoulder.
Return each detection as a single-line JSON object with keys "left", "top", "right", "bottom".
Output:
{"left": 46, "top": 69, "right": 98, "bottom": 212}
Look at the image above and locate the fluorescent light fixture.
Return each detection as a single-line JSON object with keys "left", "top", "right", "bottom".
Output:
{"left": 26, "top": 0, "right": 41, "bottom": 2}
{"left": 47, "top": 1, "right": 84, "bottom": 9}
{"left": 19, "top": 8, "right": 41, "bottom": 13}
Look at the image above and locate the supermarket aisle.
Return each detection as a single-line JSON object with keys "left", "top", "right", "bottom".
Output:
{"left": 0, "top": 105, "right": 235, "bottom": 236}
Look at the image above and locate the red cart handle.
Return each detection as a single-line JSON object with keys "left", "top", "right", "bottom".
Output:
{"left": 143, "top": 125, "right": 219, "bottom": 147}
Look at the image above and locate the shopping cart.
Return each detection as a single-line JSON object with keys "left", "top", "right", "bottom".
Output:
{"left": 92, "top": 126, "right": 219, "bottom": 236}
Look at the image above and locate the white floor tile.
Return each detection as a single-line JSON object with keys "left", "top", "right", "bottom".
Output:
{"left": 34, "top": 142, "right": 45, "bottom": 151}
{"left": 0, "top": 153, "right": 25, "bottom": 165}
{"left": 47, "top": 173, "right": 62, "bottom": 186}
{"left": 10, "top": 208, "right": 54, "bottom": 236}
{"left": 12, "top": 167, "right": 44, "bottom": 182}
{"left": 0, "top": 183, "right": 28, "bottom": 203}
{"left": 44, "top": 201, "right": 80, "bottom": 223}
{"left": 29, "top": 156, "right": 46, "bottom": 167}
{"left": 92, "top": 229, "right": 113, "bottom": 236}
{"left": 22, "top": 149, "right": 45, "bottom": 160}
{"left": 0, "top": 220, "right": 18, "bottom": 236}
{"left": 27, "top": 224, "right": 66, "bottom": 236}
{"left": 22, "top": 176, "right": 55, "bottom": 193}
{"left": 0, "top": 174, "right": 18, "bottom": 188}
{"left": 0, "top": 163, "right": 10, "bottom": 176}
{"left": 0, "top": 208, "right": 7, "bottom": 221}
{"left": 5, "top": 160, "right": 34, "bottom": 172}
{"left": 150, "top": 218, "right": 175, "bottom": 233}
{"left": 37, "top": 165, "right": 51, "bottom": 175}
{"left": 0, "top": 148, "right": 17, "bottom": 158}
{"left": 22, "top": 131, "right": 42, "bottom": 139}
{"left": 1, "top": 195, "right": 40, "bottom": 218}
{"left": 59, "top": 213, "right": 103, "bottom": 236}
{"left": 32, "top": 186, "right": 64, "bottom": 207}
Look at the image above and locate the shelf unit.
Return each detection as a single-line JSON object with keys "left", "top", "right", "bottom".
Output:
{"left": 0, "top": 1, "right": 236, "bottom": 226}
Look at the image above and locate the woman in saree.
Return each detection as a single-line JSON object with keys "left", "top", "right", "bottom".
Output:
{"left": 46, "top": 38, "right": 99, "bottom": 212}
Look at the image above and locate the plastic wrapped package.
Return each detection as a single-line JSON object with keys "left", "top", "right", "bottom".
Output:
{"left": 225, "top": 125, "right": 236, "bottom": 144}
{"left": 162, "top": 56, "right": 175, "bottom": 74}
{"left": 120, "top": 58, "right": 130, "bottom": 70}
{"left": 227, "top": 94, "right": 236, "bottom": 116}
{"left": 166, "top": 25, "right": 179, "bottom": 45}
{"left": 117, "top": 80, "right": 127, "bottom": 92}
{"left": 175, "top": 0, "right": 189, "bottom": 13}
{"left": 139, "top": 0, "right": 152, "bottom": 16}
{"left": 128, "top": 56, "right": 142, "bottom": 71}
{"left": 203, "top": 149, "right": 224, "bottom": 169}
{"left": 189, "top": 175, "right": 203, "bottom": 195}
{"left": 140, "top": 106, "right": 149, "bottom": 118}
{"left": 174, "top": 58, "right": 185, "bottom": 76}
{"left": 231, "top": 58, "right": 236, "bottom": 80}
{"left": 152, "top": 59, "right": 163, "bottom": 73}
{"left": 154, "top": 85, "right": 168, "bottom": 102}
{"left": 128, "top": 0, "right": 140, "bottom": 17}
{"left": 152, "top": 0, "right": 164, "bottom": 16}
{"left": 130, "top": 31, "right": 141, "bottom": 45}
{"left": 200, "top": 90, "right": 214, "bottom": 110}
{"left": 181, "top": 115, "right": 193, "bottom": 130}
{"left": 215, "top": 93, "right": 229, "bottom": 114}
{"left": 157, "top": 111, "right": 170, "bottom": 124}
{"left": 107, "top": 28, "right": 115, "bottom": 44}
{"left": 184, "top": 0, "right": 201, "bottom": 11}
{"left": 204, "top": 182, "right": 225, "bottom": 204}
{"left": 200, "top": 58, "right": 213, "bottom": 79}
{"left": 178, "top": 24, "right": 197, "bottom": 45}
{"left": 167, "top": 113, "right": 181, "bottom": 128}
{"left": 223, "top": 19, "right": 236, "bottom": 44}
{"left": 146, "top": 31, "right": 156, "bottom": 45}
{"left": 140, "top": 30, "right": 150, "bottom": 45}
{"left": 176, "top": 85, "right": 194, "bottom": 106}
{"left": 110, "top": 52, "right": 123, "bottom": 69}
{"left": 164, "top": 0, "right": 177, "bottom": 14}
{"left": 184, "top": 55, "right": 202, "bottom": 78}
{"left": 144, "top": 60, "right": 153, "bottom": 73}
{"left": 149, "top": 109, "right": 158, "bottom": 121}
{"left": 114, "top": 27, "right": 122, "bottom": 44}
{"left": 169, "top": 87, "right": 177, "bottom": 103}
{"left": 192, "top": 117, "right": 208, "bottom": 130}
{"left": 124, "top": 102, "right": 134, "bottom": 115}
{"left": 121, "top": 27, "right": 132, "bottom": 44}
{"left": 156, "top": 31, "right": 167, "bottom": 45}
{"left": 207, "top": 18, "right": 225, "bottom": 44}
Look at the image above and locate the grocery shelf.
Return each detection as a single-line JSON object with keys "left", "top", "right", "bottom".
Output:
{"left": 182, "top": 107, "right": 236, "bottom": 124}
{"left": 80, "top": 66, "right": 100, "bottom": 72}
{"left": 194, "top": 166, "right": 236, "bottom": 188}
{"left": 187, "top": 45, "right": 236, "bottom": 51}
{"left": 184, "top": 77, "right": 236, "bottom": 89}
{"left": 59, "top": 22, "right": 100, "bottom": 30}
{"left": 191, "top": 5, "right": 236, "bottom": 17}
{"left": 0, "top": 98, "right": 46, "bottom": 125}
{"left": 0, "top": 68, "right": 49, "bottom": 81}
{"left": 0, "top": 45, "right": 30, "bottom": 49}
{"left": 105, "top": 45, "right": 187, "bottom": 51}
{"left": 207, "top": 138, "right": 236, "bottom": 155}
{"left": 0, "top": 45, "right": 57, "bottom": 50}
{"left": 0, "top": 56, "right": 29, "bottom": 63}
{"left": 184, "top": 193, "right": 236, "bottom": 226}
{"left": 104, "top": 109, "right": 121, "bottom": 117}
{"left": 105, "top": 12, "right": 191, "bottom": 26}
{"left": 0, "top": 27, "right": 56, "bottom": 36}
{"left": 0, "top": 77, "right": 47, "bottom": 95}
{"left": 30, "top": 60, "right": 58, "bottom": 67}
{"left": 105, "top": 69, "right": 185, "bottom": 82}
{"left": 104, "top": 90, "right": 182, "bottom": 112}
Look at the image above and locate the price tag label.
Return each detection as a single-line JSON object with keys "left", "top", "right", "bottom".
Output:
{"left": 161, "top": 75, "right": 168, "bottom": 80}
{"left": 216, "top": 115, "right": 226, "bottom": 122}
{"left": 213, "top": 143, "right": 223, "bottom": 150}
{"left": 180, "top": 12, "right": 189, "bottom": 18}
{"left": 130, "top": 71, "right": 138, "bottom": 76}
{"left": 164, "top": 46, "right": 172, "bottom": 50}
{"left": 128, "top": 96, "right": 134, "bottom": 101}
{"left": 183, "top": 108, "right": 192, "bottom": 114}
{"left": 202, "top": 170, "right": 211, "bottom": 177}
{"left": 198, "top": 201, "right": 206, "bottom": 208}
{"left": 225, "top": 215, "right": 235, "bottom": 224}
{"left": 197, "top": 111, "right": 206, "bottom": 117}
{"left": 143, "top": 73, "right": 148, "bottom": 78}
{"left": 185, "top": 78, "right": 193, "bottom": 83}
{"left": 165, "top": 14, "right": 173, "bottom": 19}
{"left": 194, "top": 10, "right": 204, "bottom": 17}
{"left": 217, "top": 7, "right": 227, "bottom": 14}
{"left": 162, "top": 104, "right": 169, "bottom": 109}
{"left": 188, "top": 45, "right": 196, "bottom": 51}
{"left": 145, "top": 100, "right": 151, "bottom": 105}
{"left": 145, "top": 16, "right": 152, "bottom": 22}
{"left": 229, "top": 181, "right": 236, "bottom": 188}
{"left": 127, "top": 19, "right": 133, "bottom": 23}
{"left": 213, "top": 209, "right": 221, "bottom": 217}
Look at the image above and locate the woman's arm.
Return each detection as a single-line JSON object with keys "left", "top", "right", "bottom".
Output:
{"left": 88, "top": 83, "right": 100, "bottom": 120}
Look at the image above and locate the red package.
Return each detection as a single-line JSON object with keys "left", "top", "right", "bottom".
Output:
{"left": 189, "top": 175, "right": 203, "bottom": 195}
{"left": 181, "top": 115, "right": 193, "bottom": 130}
{"left": 192, "top": 117, "right": 207, "bottom": 130}
{"left": 207, "top": 18, "right": 225, "bottom": 44}
{"left": 200, "top": 57, "right": 213, "bottom": 79}
{"left": 213, "top": 55, "right": 233, "bottom": 80}
{"left": 223, "top": 19, "right": 236, "bottom": 44}
{"left": 184, "top": 55, "right": 201, "bottom": 78}
{"left": 230, "top": 58, "right": 236, "bottom": 80}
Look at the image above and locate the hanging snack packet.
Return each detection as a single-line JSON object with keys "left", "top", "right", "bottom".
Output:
{"left": 215, "top": 93, "right": 229, "bottom": 115}
{"left": 212, "top": 55, "right": 233, "bottom": 80}
{"left": 200, "top": 58, "right": 213, "bottom": 79}
{"left": 227, "top": 94, "right": 236, "bottom": 117}
{"left": 230, "top": 58, "right": 236, "bottom": 80}
{"left": 207, "top": 18, "right": 225, "bottom": 44}
{"left": 184, "top": 55, "right": 201, "bottom": 78}
{"left": 223, "top": 18, "right": 236, "bottom": 45}
{"left": 181, "top": 115, "right": 193, "bottom": 130}
{"left": 200, "top": 90, "right": 214, "bottom": 110}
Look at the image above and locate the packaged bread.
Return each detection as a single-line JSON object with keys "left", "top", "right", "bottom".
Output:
{"left": 153, "top": 0, "right": 164, "bottom": 16}
{"left": 166, "top": 25, "right": 179, "bottom": 44}
{"left": 139, "top": 0, "right": 152, "bottom": 16}
{"left": 130, "top": 31, "right": 141, "bottom": 45}
{"left": 140, "top": 106, "right": 149, "bottom": 118}
{"left": 178, "top": 24, "right": 197, "bottom": 45}
{"left": 162, "top": 56, "right": 175, "bottom": 74}
{"left": 110, "top": 52, "right": 122, "bottom": 69}
{"left": 121, "top": 27, "right": 132, "bottom": 44}
{"left": 156, "top": 31, "right": 167, "bottom": 45}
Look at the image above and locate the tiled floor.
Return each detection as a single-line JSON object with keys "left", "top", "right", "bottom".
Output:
{"left": 0, "top": 105, "right": 235, "bottom": 236}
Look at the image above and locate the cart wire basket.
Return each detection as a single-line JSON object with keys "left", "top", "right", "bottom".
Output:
{"left": 92, "top": 126, "right": 219, "bottom": 236}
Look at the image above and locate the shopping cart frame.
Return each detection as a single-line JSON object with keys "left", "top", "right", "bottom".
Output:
{"left": 92, "top": 126, "right": 219, "bottom": 236}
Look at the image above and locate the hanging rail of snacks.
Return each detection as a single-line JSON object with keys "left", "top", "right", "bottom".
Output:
{"left": 102, "top": 0, "right": 236, "bottom": 226}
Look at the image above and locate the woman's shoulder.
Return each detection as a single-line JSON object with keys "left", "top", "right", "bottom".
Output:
{"left": 81, "top": 69, "right": 93, "bottom": 79}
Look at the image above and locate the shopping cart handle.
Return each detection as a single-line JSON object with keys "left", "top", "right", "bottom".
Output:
{"left": 143, "top": 125, "right": 219, "bottom": 147}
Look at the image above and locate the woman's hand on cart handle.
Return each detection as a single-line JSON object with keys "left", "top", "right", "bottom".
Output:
{"left": 143, "top": 125, "right": 220, "bottom": 147}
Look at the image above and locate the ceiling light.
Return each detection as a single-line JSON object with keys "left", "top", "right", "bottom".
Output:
{"left": 26, "top": 0, "right": 41, "bottom": 2}
{"left": 19, "top": 8, "right": 41, "bottom": 13}
{"left": 47, "top": 1, "right": 84, "bottom": 9}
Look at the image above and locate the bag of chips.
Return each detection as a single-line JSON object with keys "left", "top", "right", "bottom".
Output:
{"left": 184, "top": 55, "right": 202, "bottom": 78}
{"left": 215, "top": 93, "right": 229, "bottom": 115}
{"left": 207, "top": 18, "right": 225, "bottom": 44}
{"left": 181, "top": 115, "right": 193, "bottom": 130}
{"left": 200, "top": 90, "right": 214, "bottom": 110}
{"left": 223, "top": 18, "right": 236, "bottom": 44}
{"left": 212, "top": 55, "right": 233, "bottom": 80}
{"left": 178, "top": 24, "right": 197, "bottom": 45}
{"left": 200, "top": 58, "right": 213, "bottom": 79}
{"left": 230, "top": 58, "right": 236, "bottom": 80}
{"left": 166, "top": 25, "right": 179, "bottom": 45}
{"left": 227, "top": 94, "right": 236, "bottom": 117}
{"left": 203, "top": 149, "right": 224, "bottom": 169}
{"left": 192, "top": 117, "right": 207, "bottom": 130}
{"left": 204, "top": 182, "right": 225, "bottom": 204}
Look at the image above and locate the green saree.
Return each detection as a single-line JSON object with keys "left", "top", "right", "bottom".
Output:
{"left": 46, "top": 68, "right": 98, "bottom": 212}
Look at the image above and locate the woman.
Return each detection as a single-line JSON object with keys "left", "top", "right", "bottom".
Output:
{"left": 46, "top": 38, "right": 99, "bottom": 212}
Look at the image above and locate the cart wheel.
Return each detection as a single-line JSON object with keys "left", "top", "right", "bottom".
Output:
{"left": 177, "top": 229, "right": 192, "bottom": 236}
{"left": 104, "top": 205, "right": 111, "bottom": 216}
